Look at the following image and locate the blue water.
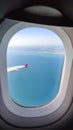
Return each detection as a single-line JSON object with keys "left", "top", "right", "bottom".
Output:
{"left": 7, "top": 51, "right": 64, "bottom": 107}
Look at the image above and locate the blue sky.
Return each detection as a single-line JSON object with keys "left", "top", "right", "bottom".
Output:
{"left": 8, "top": 27, "right": 64, "bottom": 49}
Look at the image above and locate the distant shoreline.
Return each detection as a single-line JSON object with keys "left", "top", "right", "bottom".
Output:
{"left": 7, "top": 50, "right": 65, "bottom": 55}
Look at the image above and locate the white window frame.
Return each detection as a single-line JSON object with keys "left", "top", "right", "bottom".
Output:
{"left": 0, "top": 19, "right": 73, "bottom": 127}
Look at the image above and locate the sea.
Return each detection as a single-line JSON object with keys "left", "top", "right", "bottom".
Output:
{"left": 7, "top": 51, "right": 64, "bottom": 107}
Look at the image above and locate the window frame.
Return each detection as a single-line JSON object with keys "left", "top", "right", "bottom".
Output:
{"left": 0, "top": 20, "right": 72, "bottom": 118}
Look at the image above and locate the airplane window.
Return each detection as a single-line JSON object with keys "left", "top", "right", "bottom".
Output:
{"left": 7, "top": 27, "right": 65, "bottom": 107}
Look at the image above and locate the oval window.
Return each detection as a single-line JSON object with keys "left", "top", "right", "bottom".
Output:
{"left": 7, "top": 27, "right": 65, "bottom": 107}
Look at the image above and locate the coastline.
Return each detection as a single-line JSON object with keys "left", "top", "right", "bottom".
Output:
{"left": 7, "top": 50, "right": 65, "bottom": 55}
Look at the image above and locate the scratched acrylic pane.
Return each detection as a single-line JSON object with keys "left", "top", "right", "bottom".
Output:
{"left": 7, "top": 27, "right": 65, "bottom": 107}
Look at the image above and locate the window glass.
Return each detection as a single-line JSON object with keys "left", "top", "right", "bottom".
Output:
{"left": 7, "top": 27, "right": 65, "bottom": 107}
